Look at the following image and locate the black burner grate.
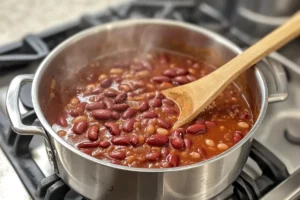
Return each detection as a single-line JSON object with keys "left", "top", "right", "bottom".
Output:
{"left": 0, "top": 0, "right": 290, "bottom": 200}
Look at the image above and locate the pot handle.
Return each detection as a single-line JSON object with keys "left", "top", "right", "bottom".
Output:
{"left": 6, "top": 74, "right": 46, "bottom": 136}
{"left": 265, "top": 58, "right": 288, "bottom": 103}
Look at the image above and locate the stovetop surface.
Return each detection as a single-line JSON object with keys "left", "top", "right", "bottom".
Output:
{"left": 0, "top": 1, "right": 300, "bottom": 200}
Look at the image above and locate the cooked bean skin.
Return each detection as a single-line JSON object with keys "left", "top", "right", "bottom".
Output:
{"left": 53, "top": 49, "right": 253, "bottom": 168}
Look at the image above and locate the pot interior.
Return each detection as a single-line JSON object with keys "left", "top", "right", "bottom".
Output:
{"left": 36, "top": 20, "right": 261, "bottom": 132}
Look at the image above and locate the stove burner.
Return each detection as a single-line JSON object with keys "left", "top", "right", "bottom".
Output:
{"left": 20, "top": 83, "right": 33, "bottom": 110}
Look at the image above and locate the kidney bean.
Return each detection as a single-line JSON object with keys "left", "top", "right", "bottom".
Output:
{"left": 217, "top": 143, "right": 229, "bottom": 150}
{"left": 186, "top": 75, "right": 196, "bottom": 82}
{"left": 91, "top": 87, "right": 103, "bottom": 94}
{"left": 111, "top": 136, "right": 131, "bottom": 145}
{"left": 72, "top": 121, "right": 88, "bottom": 135}
{"left": 190, "top": 152, "right": 201, "bottom": 160}
{"left": 237, "top": 121, "right": 250, "bottom": 129}
{"left": 172, "top": 128, "right": 185, "bottom": 138}
{"left": 100, "top": 78, "right": 112, "bottom": 88}
{"left": 155, "top": 92, "right": 165, "bottom": 99}
{"left": 161, "top": 147, "right": 169, "bottom": 157}
{"left": 57, "top": 117, "right": 67, "bottom": 127}
{"left": 130, "top": 137, "right": 139, "bottom": 146}
{"left": 173, "top": 76, "right": 189, "bottom": 85}
{"left": 72, "top": 116, "right": 87, "bottom": 124}
{"left": 149, "top": 98, "right": 162, "bottom": 107}
{"left": 142, "top": 111, "right": 158, "bottom": 119}
{"left": 95, "top": 93, "right": 105, "bottom": 102}
{"left": 151, "top": 76, "right": 171, "bottom": 83}
{"left": 104, "top": 122, "right": 120, "bottom": 136}
{"left": 186, "top": 124, "right": 207, "bottom": 134}
{"left": 122, "top": 108, "right": 137, "bottom": 119}
{"left": 162, "top": 107, "right": 178, "bottom": 115}
{"left": 99, "top": 141, "right": 111, "bottom": 148}
{"left": 205, "top": 139, "right": 215, "bottom": 147}
{"left": 103, "top": 98, "right": 114, "bottom": 109}
{"left": 197, "top": 147, "right": 207, "bottom": 158}
{"left": 167, "top": 154, "right": 179, "bottom": 167}
{"left": 175, "top": 68, "right": 188, "bottom": 75}
{"left": 233, "top": 131, "right": 244, "bottom": 143}
{"left": 123, "top": 119, "right": 136, "bottom": 132}
{"left": 112, "top": 103, "right": 129, "bottom": 112}
{"left": 160, "top": 53, "right": 170, "bottom": 63}
{"left": 163, "top": 69, "right": 177, "bottom": 78}
{"left": 109, "top": 151, "right": 126, "bottom": 160}
{"left": 77, "top": 102, "right": 88, "bottom": 110}
{"left": 145, "top": 124, "right": 155, "bottom": 135}
{"left": 194, "top": 119, "right": 205, "bottom": 124}
{"left": 70, "top": 107, "right": 84, "bottom": 117}
{"left": 86, "top": 102, "right": 105, "bottom": 111}
{"left": 118, "top": 84, "right": 131, "bottom": 92}
{"left": 111, "top": 111, "right": 120, "bottom": 120}
{"left": 104, "top": 88, "right": 118, "bottom": 97}
{"left": 170, "top": 137, "right": 185, "bottom": 150}
{"left": 205, "top": 121, "right": 217, "bottom": 128}
{"left": 157, "top": 118, "right": 172, "bottom": 129}
{"left": 240, "top": 113, "right": 249, "bottom": 119}
{"left": 146, "top": 134, "right": 169, "bottom": 146}
{"left": 162, "top": 98, "right": 175, "bottom": 106}
{"left": 91, "top": 109, "right": 112, "bottom": 120}
{"left": 157, "top": 128, "right": 169, "bottom": 135}
{"left": 88, "top": 125, "right": 99, "bottom": 141}
{"left": 184, "top": 138, "right": 192, "bottom": 149}
{"left": 138, "top": 101, "right": 149, "bottom": 112}
{"left": 114, "top": 91, "right": 127, "bottom": 103}
{"left": 77, "top": 141, "right": 100, "bottom": 148}
{"left": 146, "top": 152, "right": 160, "bottom": 162}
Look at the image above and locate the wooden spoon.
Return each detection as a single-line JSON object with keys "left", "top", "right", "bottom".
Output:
{"left": 162, "top": 11, "right": 300, "bottom": 129}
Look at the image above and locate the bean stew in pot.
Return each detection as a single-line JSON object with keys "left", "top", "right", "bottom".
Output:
{"left": 52, "top": 49, "right": 253, "bottom": 168}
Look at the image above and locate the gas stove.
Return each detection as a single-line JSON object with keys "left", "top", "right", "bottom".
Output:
{"left": 0, "top": 1, "right": 300, "bottom": 200}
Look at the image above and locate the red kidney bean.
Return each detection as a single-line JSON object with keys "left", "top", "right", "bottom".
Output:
{"left": 205, "top": 121, "right": 217, "bottom": 128}
{"left": 157, "top": 118, "right": 172, "bottom": 129}
{"left": 149, "top": 98, "right": 162, "bottom": 107}
{"left": 112, "top": 103, "right": 129, "bottom": 112}
{"left": 233, "top": 131, "right": 244, "bottom": 143}
{"left": 95, "top": 93, "right": 105, "bottom": 102}
{"left": 160, "top": 53, "right": 170, "bottom": 63}
{"left": 186, "top": 124, "right": 207, "bottom": 134}
{"left": 184, "top": 138, "right": 192, "bottom": 149}
{"left": 162, "top": 98, "right": 175, "bottom": 106}
{"left": 146, "top": 134, "right": 169, "bottom": 146}
{"left": 163, "top": 69, "right": 177, "bottom": 78}
{"left": 86, "top": 102, "right": 105, "bottom": 111}
{"left": 111, "top": 136, "right": 131, "bottom": 145}
{"left": 175, "top": 68, "right": 188, "bottom": 75}
{"left": 88, "top": 125, "right": 99, "bottom": 141}
{"left": 104, "top": 88, "right": 118, "bottom": 97}
{"left": 240, "top": 113, "right": 249, "bottom": 119}
{"left": 155, "top": 92, "right": 165, "bottom": 99}
{"left": 129, "top": 137, "right": 138, "bottom": 147}
{"left": 138, "top": 101, "right": 149, "bottom": 112}
{"left": 104, "top": 122, "right": 120, "bottom": 136}
{"left": 123, "top": 119, "right": 136, "bottom": 132}
{"left": 100, "top": 78, "right": 112, "bottom": 88}
{"left": 70, "top": 107, "right": 84, "bottom": 117}
{"left": 72, "top": 121, "right": 88, "bottom": 135}
{"left": 111, "top": 111, "right": 120, "bottom": 120}
{"left": 77, "top": 141, "right": 100, "bottom": 148}
{"left": 92, "top": 87, "right": 103, "bottom": 94}
{"left": 103, "top": 98, "right": 114, "bottom": 109}
{"left": 173, "top": 76, "right": 189, "bottom": 85}
{"left": 161, "top": 147, "right": 169, "bottom": 157}
{"left": 167, "top": 154, "right": 179, "bottom": 167}
{"left": 151, "top": 76, "right": 171, "bottom": 83}
{"left": 142, "top": 111, "right": 158, "bottom": 118}
{"left": 162, "top": 107, "right": 178, "bottom": 115}
{"left": 77, "top": 102, "right": 88, "bottom": 110}
{"left": 114, "top": 91, "right": 127, "bottom": 103}
{"left": 146, "top": 152, "right": 160, "bottom": 162}
{"left": 91, "top": 109, "right": 112, "bottom": 120}
{"left": 197, "top": 147, "right": 206, "bottom": 158}
{"left": 172, "top": 128, "right": 185, "bottom": 138}
{"left": 122, "top": 108, "right": 137, "bottom": 119}
{"left": 57, "top": 117, "right": 67, "bottom": 127}
{"left": 170, "top": 137, "right": 185, "bottom": 150}
{"left": 99, "top": 141, "right": 111, "bottom": 148}
{"left": 109, "top": 151, "right": 126, "bottom": 160}
{"left": 186, "top": 75, "right": 196, "bottom": 82}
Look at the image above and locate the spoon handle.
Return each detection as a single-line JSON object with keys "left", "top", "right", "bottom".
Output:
{"left": 204, "top": 11, "right": 300, "bottom": 90}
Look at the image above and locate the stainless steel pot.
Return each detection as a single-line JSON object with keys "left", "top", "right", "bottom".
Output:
{"left": 6, "top": 19, "right": 288, "bottom": 200}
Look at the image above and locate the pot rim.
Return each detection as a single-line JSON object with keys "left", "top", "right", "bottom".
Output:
{"left": 32, "top": 19, "right": 268, "bottom": 173}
